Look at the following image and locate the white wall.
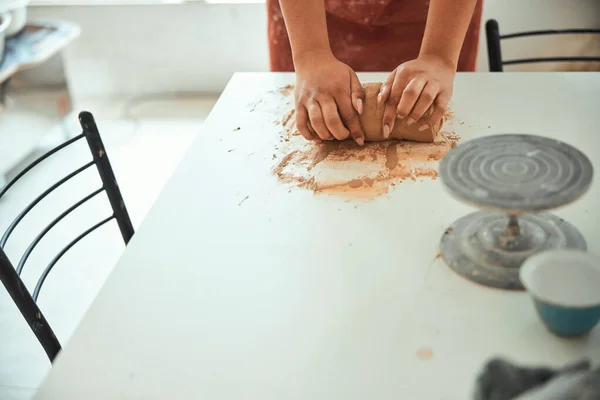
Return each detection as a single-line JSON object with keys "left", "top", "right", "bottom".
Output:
{"left": 28, "top": 0, "right": 600, "bottom": 99}
{"left": 28, "top": 3, "right": 269, "bottom": 98}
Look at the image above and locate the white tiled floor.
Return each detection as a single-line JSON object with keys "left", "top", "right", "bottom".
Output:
{"left": 0, "top": 93, "right": 219, "bottom": 399}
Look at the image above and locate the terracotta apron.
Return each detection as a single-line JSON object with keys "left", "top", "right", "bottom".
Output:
{"left": 267, "top": 0, "right": 483, "bottom": 72}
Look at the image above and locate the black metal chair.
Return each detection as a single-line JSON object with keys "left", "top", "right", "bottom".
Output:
{"left": 0, "top": 111, "right": 134, "bottom": 362}
{"left": 486, "top": 19, "right": 600, "bottom": 72}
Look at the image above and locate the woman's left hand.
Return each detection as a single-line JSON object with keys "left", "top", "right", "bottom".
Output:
{"left": 378, "top": 55, "right": 455, "bottom": 138}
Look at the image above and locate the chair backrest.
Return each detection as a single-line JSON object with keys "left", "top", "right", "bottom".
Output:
{"left": 0, "top": 111, "right": 134, "bottom": 362}
{"left": 486, "top": 19, "right": 600, "bottom": 72}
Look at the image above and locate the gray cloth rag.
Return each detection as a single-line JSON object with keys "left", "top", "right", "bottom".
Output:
{"left": 473, "top": 358, "right": 600, "bottom": 400}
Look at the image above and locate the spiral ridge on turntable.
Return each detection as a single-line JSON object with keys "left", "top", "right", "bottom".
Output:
{"left": 439, "top": 134, "right": 593, "bottom": 212}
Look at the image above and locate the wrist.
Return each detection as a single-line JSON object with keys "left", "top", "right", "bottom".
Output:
{"left": 293, "top": 48, "right": 335, "bottom": 70}
{"left": 418, "top": 52, "right": 458, "bottom": 72}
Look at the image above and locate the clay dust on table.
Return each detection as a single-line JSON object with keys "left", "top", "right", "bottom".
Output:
{"left": 270, "top": 85, "right": 461, "bottom": 199}
{"left": 277, "top": 84, "right": 294, "bottom": 97}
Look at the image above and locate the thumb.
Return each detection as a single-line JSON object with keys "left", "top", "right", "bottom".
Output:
{"left": 349, "top": 70, "right": 365, "bottom": 115}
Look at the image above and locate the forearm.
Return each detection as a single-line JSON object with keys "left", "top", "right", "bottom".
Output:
{"left": 419, "top": 0, "right": 479, "bottom": 69}
{"left": 278, "top": 0, "right": 332, "bottom": 65}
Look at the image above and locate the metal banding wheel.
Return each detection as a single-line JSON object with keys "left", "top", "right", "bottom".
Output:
{"left": 439, "top": 134, "right": 593, "bottom": 291}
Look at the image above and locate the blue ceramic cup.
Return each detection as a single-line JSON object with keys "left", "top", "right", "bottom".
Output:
{"left": 520, "top": 249, "right": 600, "bottom": 338}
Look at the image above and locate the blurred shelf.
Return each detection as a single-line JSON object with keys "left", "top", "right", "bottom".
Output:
{"left": 0, "top": 20, "right": 80, "bottom": 85}
{"left": 0, "top": 21, "right": 79, "bottom": 183}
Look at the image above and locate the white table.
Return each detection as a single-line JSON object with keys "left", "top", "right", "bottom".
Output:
{"left": 35, "top": 73, "right": 600, "bottom": 399}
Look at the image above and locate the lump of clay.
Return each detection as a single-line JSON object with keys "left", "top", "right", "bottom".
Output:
{"left": 358, "top": 82, "right": 442, "bottom": 143}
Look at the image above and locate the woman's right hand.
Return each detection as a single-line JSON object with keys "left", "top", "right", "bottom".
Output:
{"left": 294, "top": 51, "right": 366, "bottom": 146}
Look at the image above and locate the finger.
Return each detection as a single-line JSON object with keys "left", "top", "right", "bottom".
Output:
{"left": 378, "top": 70, "right": 395, "bottom": 103}
{"left": 350, "top": 72, "right": 365, "bottom": 115}
{"left": 426, "top": 94, "right": 450, "bottom": 131}
{"left": 336, "top": 94, "right": 365, "bottom": 146}
{"left": 396, "top": 77, "right": 427, "bottom": 120}
{"left": 381, "top": 70, "right": 411, "bottom": 138}
{"left": 407, "top": 81, "right": 440, "bottom": 126}
{"left": 318, "top": 97, "right": 350, "bottom": 141}
{"left": 307, "top": 101, "right": 333, "bottom": 140}
{"left": 307, "top": 121, "right": 322, "bottom": 143}
{"left": 295, "top": 105, "right": 314, "bottom": 141}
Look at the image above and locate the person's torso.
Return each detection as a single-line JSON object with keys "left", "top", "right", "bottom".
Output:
{"left": 324, "top": 0, "right": 429, "bottom": 26}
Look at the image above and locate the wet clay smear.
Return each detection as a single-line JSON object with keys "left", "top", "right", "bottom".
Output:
{"left": 270, "top": 86, "right": 461, "bottom": 199}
